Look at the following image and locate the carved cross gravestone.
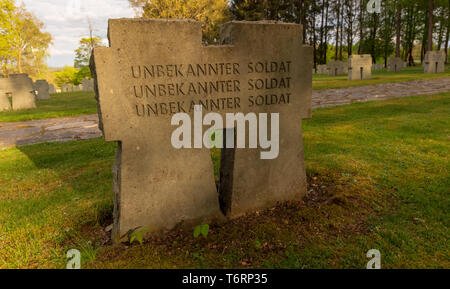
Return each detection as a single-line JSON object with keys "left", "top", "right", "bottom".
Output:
{"left": 34, "top": 80, "right": 51, "bottom": 100}
{"left": 327, "top": 61, "right": 347, "bottom": 76}
{"left": 0, "top": 74, "right": 36, "bottom": 110}
{"left": 387, "top": 57, "right": 403, "bottom": 72}
{"left": 424, "top": 51, "right": 446, "bottom": 74}
{"left": 49, "top": 84, "right": 56, "bottom": 94}
{"left": 348, "top": 55, "right": 372, "bottom": 80}
{"left": 82, "top": 78, "right": 94, "bottom": 92}
{"left": 0, "top": 89, "right": 11, "bottom": 111}
{"left": 91, "top": 19, "right": 312, "bottom": 243}
{"left": 316, "top": 64, "right": 327, "bottom": 74}
{"left": 62, "top": 83, "right": 73, "bottom": 92}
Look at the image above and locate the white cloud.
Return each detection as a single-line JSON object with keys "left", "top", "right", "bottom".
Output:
{"left": 22, "top": 0, "right": 136, "bottom": 67}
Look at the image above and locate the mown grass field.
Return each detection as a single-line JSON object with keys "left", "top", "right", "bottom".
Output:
{"left": 0, "top": 92, "right": 97, "bottom": 122}
{"left": 0, "top": 66, "right": 449, "bottom": 122}
{"left": 312, "top": 65, "right": 450, "bottom": 90}
{"left": 0, "top": 92, "right": 448, "bottom": 269}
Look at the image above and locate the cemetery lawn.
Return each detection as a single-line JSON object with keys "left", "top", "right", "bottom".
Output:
{"left": 313, "top": 65, "right": 450, "bottom": 90}
{"left": 0, "top": 93, "right": 448, "bottom": 268}
{"left": 0, "top": 92, "right": 97, "bottom": 122}
{"left": 1, "top": 67, "right": 450, "bottom": 123}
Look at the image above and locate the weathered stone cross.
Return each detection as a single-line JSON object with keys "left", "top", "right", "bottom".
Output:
{"left": 92, "top": 19, "right": 312, "bottom": 242}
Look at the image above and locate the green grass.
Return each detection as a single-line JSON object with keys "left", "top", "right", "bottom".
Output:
{"left": 1, "top": 66, "right": 449, "bottom": 123}
{"left": 313, "top": 65, "right": 450, "bottom": 90}
{"left": 0, "top": 93, "right": 448, "bottom": 268}
{"left": 0, "top": 91, "right": 97, "bottom": 122}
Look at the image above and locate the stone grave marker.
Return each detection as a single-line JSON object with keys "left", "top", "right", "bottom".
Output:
{"left": 0, "top": 74, "right": 36, "bottom": 110}
{"left": 34, "top": 79, "right": 51, "bottom": 100}
{"left": 91, "top": 19, "right": 312, "bottom": 242}
{"left": 0, "top": 89, "right": 11, "bottom": 111}
{"left": 424, "top": 51, "right": 446, "bottom": 74}
{"left": 49, "top": 84, "right": 56, "bottom": 94}
{"left": 82, "top": 78, "right": 94, "bottom": 92}
{"left": 61, "top": 83, "right": 73, "bottom": 92}
{"left": 387, "top": 57, "right": 403, "bottom": 72}
{"left": 371, "top": 63, "right": 383, "bottom": 71}
{"left": 348, "top": 55, "right": 372, "bottom": 80}
{"left": 316, "top": 64, "right": 327, "bottom": 74}
{"left": 327, "top": 61, "right": 347, "bottom": 76}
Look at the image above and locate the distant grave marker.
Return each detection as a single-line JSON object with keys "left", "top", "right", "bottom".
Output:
{"left": 424, "top": 51, "right": 446, "bottom": 74}
{"left": 61, "top": 83, "right": 73, "bottom": 92}
{"left": 34, "top": 80, "right": 51, "bottom": 100}
{"left": 348, "top": 55, "right": 372, "bottom": 80}
{"left": 49, "top": 84, "right": 56, "bottom": 94}
{"left": 387, "top": 57, "right": 403, "bottom": 72}
{"left": 82, "top": 79, "right": 94, "bottom": 92}
{"left": 0, "top": 74, "right": 36, "bottom": 110}
{"left": 327, "top": 61, "right": 347, "bottom": 76}
{"left": 316, "top": 64, "right": 327, "bottom": 74}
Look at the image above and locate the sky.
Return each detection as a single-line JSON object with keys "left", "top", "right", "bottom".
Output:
{"left": 21, "top": 0, "right": 137, "bottom": 68}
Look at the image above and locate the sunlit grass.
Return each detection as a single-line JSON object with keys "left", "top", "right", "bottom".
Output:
{"left": 0, "top": 92, "right": 97, "bottom": 122}
{"left": 312, "top": 65, "right": 450, "bottom": 90}
{"left": 0, "top": 92, "right": 448, "bottom": 268}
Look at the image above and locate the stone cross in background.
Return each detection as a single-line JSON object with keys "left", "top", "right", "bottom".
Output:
{"left": 348, "top": 55, "right": 372, "bottom": 80}
{"left": 0, "top": 74, "right": 36, "bottom": 111}
{"left": 34, "top": 80, "right": 51, "bottom": 100}
{"left": 387, "top": 57, "right": 403, "bottom": 72}
{"left": 424, "top": 51, "right": 446, "bottom": 74}
{"left": 49, "top": 84, "right": 56, "bottom": 94}
{"left": 327, "top": 61, "right": 347, "bottom": 76}
{"left": 61, "top": 83, "right": 73, "bottom": 93}
{"left": 316, "top": 64, "right": 327, "bottom": 74}
{"left": 82, "top": 78, "right": 94, "bottom": 92}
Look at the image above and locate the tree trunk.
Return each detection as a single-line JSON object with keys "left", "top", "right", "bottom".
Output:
{"left": 17, "top": 53, "right": 22, "bottom": 74}
{"left": 339, "top": 3, "right": 344, "bottom": 60}
{"left": 324, "top": 1, "right": 329, "bottom": 63}
{"left": 319, "top": 0, "right": 325, "bottom": 64}
{"left": 313, "top": 13, "right": 318, "bottom": 69}
{"left": 444, "top": 0, "right": 450, "bottom": 63}
{"left": 335, "top": 0, "right": 341, "bottom": 60}
{"left": 427, "top": 0, "right": 434, "bottom": 52}
{"left": 347, "top": 0, "right": 354, "bottom": 57}
{"left": 437, "top": 8, "right": 443, "bottom": 50}
{"left": 395, "top": 0, "right": 402, "bottom": 57}
{"left": 358, "top": 0, "right": 364, "bottom": 54}
{"left": 370, "top": 13, "right": 378, "bottom": 62}
{"left": 422, "top": 7, "right": 429, "bottom": 63}
{"left": 299, "top": 0, "right": 307, "bottom": 44}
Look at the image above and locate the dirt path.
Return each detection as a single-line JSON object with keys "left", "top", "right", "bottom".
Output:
{"left": 1, "top": 77, "right": 449, "bottom": 150}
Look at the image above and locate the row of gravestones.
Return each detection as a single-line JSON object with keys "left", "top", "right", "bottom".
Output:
{"left": 1, "top": 76, "right": 96, "bottom": 111}
{"left": 61, "top": 79, "right": 94, "bottom": 93}
{"left": 314, "top": 51, "right": 446, "bottom": 78}
{"left": 316, "top": 55, "right": 374, "bottom": 79}
{"left": 0, "top": 74, "right": 47, "bottom": 111}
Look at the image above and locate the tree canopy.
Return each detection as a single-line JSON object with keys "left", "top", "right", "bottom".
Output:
{"left": 129, "top": 0, "right": 232, "bottom": 43}
{"left": 0, "top": 0, "right": 52, "bottom": 78}
{"left": 230, "top": 0, "right": 450, "bottom": 67}
{"left": 74, "top": 37, "right": 102, "bottom": 68}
